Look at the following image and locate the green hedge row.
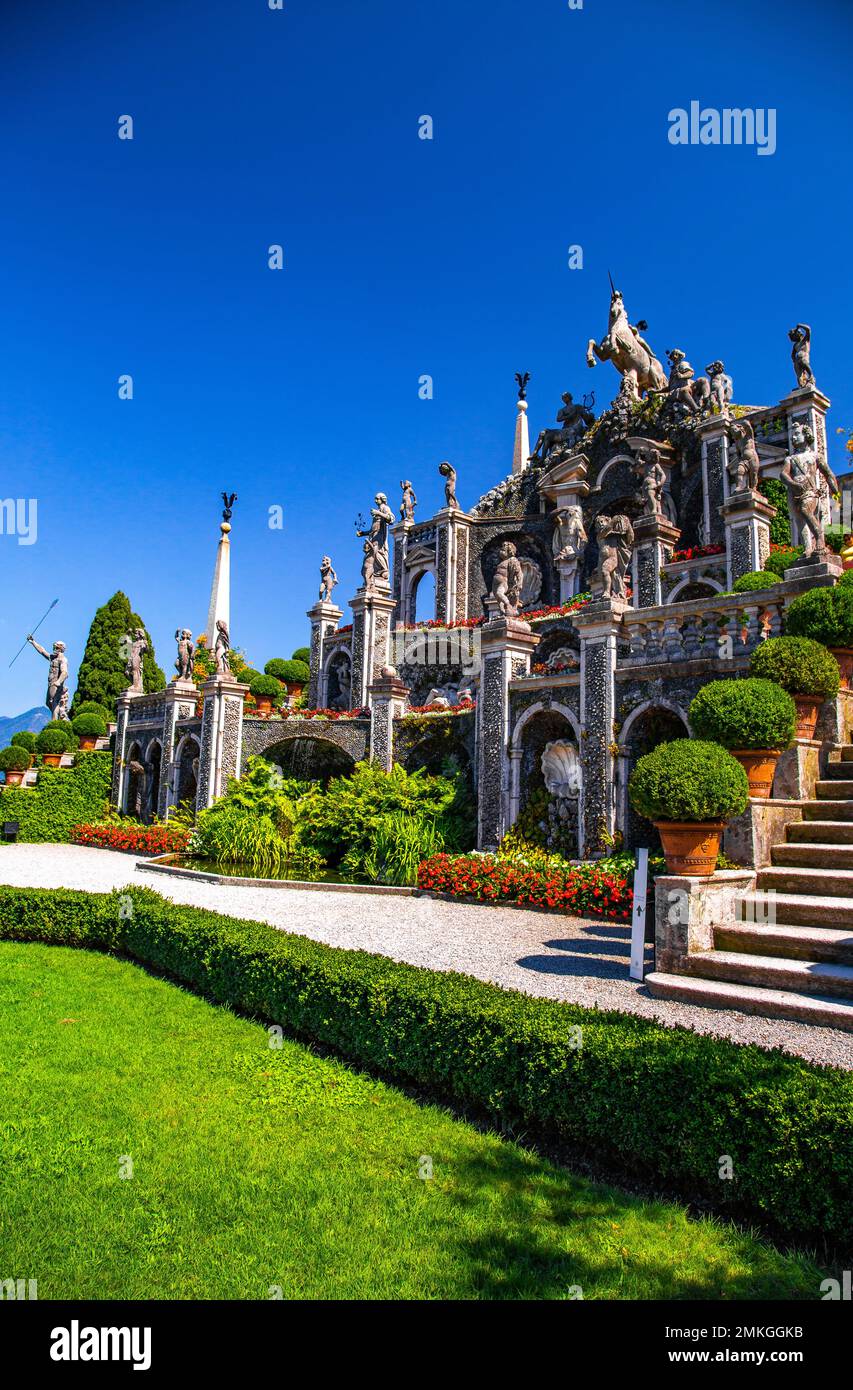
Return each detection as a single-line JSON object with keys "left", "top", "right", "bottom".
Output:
{"left": 1, "top": 883, "right": 850, "bottom": 1247}
{"left": 0, "top": 752, "right": 112, "bottom": 842}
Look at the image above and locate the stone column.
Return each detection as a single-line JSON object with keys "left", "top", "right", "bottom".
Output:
{"left": 367, "top": 674, "right": 409, "bottom": 771}
{"left": 434, "top": 508, "right": 471, "bottom": 625}
{"left": 391, "top": 519, "right": 412, "bottom": 625}
{"left": 350, "top": 587, "right": 397, "bottom": 710}
{"left": 631, "top": 515, "right": 681, "bottom": 608}
{"left": 111, "top": 691, "right": 133, "bottom": 810}
{"left": 719, "top": 490, "right": 776, "bottom": 588}
{"left": 695, "top": 417, "right": 729, "bottom": 546}
{"left": 196, "top": 675, "right": 249, "bottom": 811}
{"left": 573, "top": 597, "right": 629, "bottom": 857}
{"left": 158, "top": 679, "right": 198, "bottom": 818}
{"left": 307, "top": 600, "right": 344, "bottom": 709}
{"left": 475, "top": 613, "right": 539, "bottom": 850}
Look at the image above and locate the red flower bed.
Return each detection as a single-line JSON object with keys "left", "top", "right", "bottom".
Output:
{"left": 417, "top": 853, "right": 632, "bottom": 921}
{"left": 71, "top": 823, "right": 190, "bottom": 856}
{"left": 405, "top": 700, "right": 475, "bottom": 715}
{"left": 401, "top": 617, "right": 484, "bottom": 631}
{"left": 670, "top": 544, "right": 725, "bottom": 563}
{"left": 289, "top": 707, "right": 370, "bottom": 721}
{"left": 525, "top": 595, "right": 592, "bottom": 623}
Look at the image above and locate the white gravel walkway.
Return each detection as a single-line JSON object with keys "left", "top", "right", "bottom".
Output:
{"left": 1, "top": 844, "right": 851, "bottom": 1070}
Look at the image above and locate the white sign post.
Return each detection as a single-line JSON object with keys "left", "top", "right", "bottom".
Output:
{"left": 630, "top": 847, "right": 648, "bottom": 981}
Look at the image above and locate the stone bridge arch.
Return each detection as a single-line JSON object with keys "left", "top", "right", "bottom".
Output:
{"left": 242, "top": 717, "right": 371, "bottom": 781}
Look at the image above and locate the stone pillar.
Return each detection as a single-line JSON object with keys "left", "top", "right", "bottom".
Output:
{"left": 367, "top": 675, "right": 409, "bottom": 771}
{"left": 350, "top": 587, "right": 397, "bottom": 710}
{"left": 307, "top": 600, "right": 344, "bottom": 709}
{"left": 573, "top": 597, "right": 629, "bottom": 857}
{"left": 391, "top": 519, "right": 412, "bottom": 625}
{"left": 158, "top": 679, "right": 198, "bottom": 818}
{"left": 695, "top": 417, "right": 729, "bottom": 546}
{"left": 512, "top": 396, "right": 530, "bottom": 475}
{"left": 719, "top": 490, "right": 776, "bottom": 588}
{"left": 196, "top": 675, "right": 249, "bottom": 811}
{"left": 631, "top": 515, "right": 681, "bottom": 608}
{"left": 434, "top": 508, "right": 471, "bottom": 625}
{"left": 476, "top": 614, "right": 539, "bottom": 850}
{"left": 111, "top": 691, "right": 133, "bottom": 810}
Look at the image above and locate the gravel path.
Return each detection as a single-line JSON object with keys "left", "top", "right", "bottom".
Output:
{"left": 1, "top": 844, "right": 851, "bottom": 1070}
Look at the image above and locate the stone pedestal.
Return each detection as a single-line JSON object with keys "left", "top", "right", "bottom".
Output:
{"left": 783, "top": 553, "right": 842, "bottom": 587}
{"left": 159, "top": 679, "right": 199, "bottom": 819}
{"left": 196, "top": 675, "right": 249, "bottom": 810}
{"left": 631, "top": 515, "right": 681, "bottom": 608}
{"left": 573, "top": 597, "right": 630, "bottom": 856}
{"left": 695, "top": 416, "right": 730, "bottom": 547}
{"left": 307, "top": 600, "right": 344, "bottom": 709}
{"left": 367, "top": 676, "right": 409, "bottom": 771}
{"left": 723, "top": 799, "right": 805, "bottom": 869}
{"left": 555, "top": 554, "right": 583, "bottom": 602}
{"left": 720, "top": 489, "right": 776, "bottom": 588}
{"left": 476, "top": 616, "right": 540, "bottom": 850}
{"left": 653, "top": 871, "right": 756, "bottom": 973}
{"left": 350, "top": 587, "right": 397, "bottom": 710}
{"left": 434, "top": 508, "right": 471, "bottom": 625}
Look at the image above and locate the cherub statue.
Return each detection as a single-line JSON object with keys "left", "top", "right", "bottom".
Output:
{"left": 706, "top": 360, "right": 733, "bottom": 414}
{"left": 439, "top": 461, "right": 459, "bottom": 509}
{"left": 214, "top": 619, "right": 232, "bottom": 676}
{"left": 591, "top": 515, "right": 634, "bottom": 600}
{"left": 788, "top": 324, "right": 815, "bottom": 390}
{"left": 727, "top": 419, "right": 760, "bottom": 493}
{"left": 661, "top": 349, "right": 711, "bottom": 417}
{"left": 174, "top": 629, "right": 195, "bottom": 682}
{"left": 399, "top": 481, "right": 417, "bottom": 522}
{"left": 319, "top": 556, "right": 338, "bottom": 601}
{"left": 27, "top": 635, "right": 68, "bottom": 719}
{"left": 780, "top": 420, "right": 837, "bottom": 559}
{"left": 490, "top": 541, "right": 523, "bottom": 617}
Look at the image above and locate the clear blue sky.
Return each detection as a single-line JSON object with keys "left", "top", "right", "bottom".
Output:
{"left": 1, "top": 0, "right": 851, "bottom": 711}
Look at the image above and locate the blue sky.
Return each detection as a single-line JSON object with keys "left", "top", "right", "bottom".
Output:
{"left": 1, "top": 0, "right": 851, "bottom": 711}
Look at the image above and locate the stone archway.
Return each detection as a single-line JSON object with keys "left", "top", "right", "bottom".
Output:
{"left": 322, "top": 650, "right": 353, "bottom": 712}
{"left": 146, "top": 740, "right": 163, "bottom": 824}
{"left": 509, "top": 701, "right": 582, "bottom": 855}
{"left": 124, "top": 742, "right": 146, "bottom": 819}
{"left": 261, "top": 735, "right": 357, "bottom": 784}
{"left": 618, "top": 701, "right": 689, "bottom": 849}
{"left": 174, "top": 734, "right": 200, "bottom": 812}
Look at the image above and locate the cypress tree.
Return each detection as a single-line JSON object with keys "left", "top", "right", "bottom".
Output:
{"left": 71, "top": 592, "right": 165, "bottom": 714}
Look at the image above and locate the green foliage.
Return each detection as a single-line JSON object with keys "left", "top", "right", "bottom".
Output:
{"left": 732, "top": 571, "right": 776, "bottom": 593}
{"left": 0, "top": 752, "right": 112, "bottom": 842}
{"left": 824, "top": 524, "right": 845, "bottom": 555}
{"left": 71, "top": 592, "right": 165, "bottom": 713}
{"left": 35, "top": 722, "right": 78, "bottom": 755}
{"left": 629, "top": 739, "right": 749, "bottom": 822}
{"left": 837, "top": 569, "right": 853, "bottom": 591}
{"left": 0, "top": 885, "right": 849, "bottom": 1247}
{"left": 785, "top": 585, "right": 853, "bottom": 650}
{"left": 689, "top": 679, "right": 796, "bottom": 752}
{"left": 749, "top": 636, "right": 840, "bottom": 699}
{"left": 10, "top": 732, "right": 36, "bottom": 753}
{"left": 276, "top": 659, "right": 311, "bottom": 685}
{"left": 74, "top": 701, "right": 113, "bottom": 724}
{"left": 758, "top": 478, "right": 792, "bottom": 546}
{"left": 352, "top": 811, "right": 445, "bottom": 886}
{"left": 291, "top": 647, "right": 311, "bottom": 665}
{"left": 192, "top": 756, "right": 318, "bottom": 876}
{"left": 72, "top": 713, "right": 107, "bottom": 738}
{"left": 263, "top": 659, "right": 289, "bottom": 681}
{"left": 249, "top": 672, "right": 284, "bottom": 699}
{"left": 763, "top": 545, "right": 803, "bottom": 577}
{"left": 0, "top": 746, "right": 33, "bottom": 772}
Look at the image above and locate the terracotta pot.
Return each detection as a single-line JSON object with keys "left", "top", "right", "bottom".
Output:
{"left": 42, "top": 752, "right": 63, "bottom": 767}
{"left": 793, "top": 695, "right": 821, "bottom": 741}
{"left": 731, "top": 749, "right": 780, "bottom": 800}
{"left": 653, "top": 821, "right": 724, "bottom": 877}
{"left": 4, "top": 770, "right": 25, "bottom": 786}
{"left": 254, "top": 696, "right": 273, "bottom": 719}
{"left": 830, "top": 648, "right": 853, "bottom": 691}
{"left": 77, "top": 735, "right": 97, "bottom": 751}
{"left": 286, "top": 682, "right": 306, "bottom": 701}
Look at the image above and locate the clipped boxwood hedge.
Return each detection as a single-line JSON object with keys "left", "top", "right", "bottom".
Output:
{"left": 35, "top": 722, "right": 78, "bottom": 755}
{"left": 786, "top": 585, "right": 853, "bottom": 650}
{"left": 731, "top": 571, "right": 777, "bottom": 594}
{"left": 0, "top": 883, "right": 850, "bottom": 1245}
{"left": 689, "top": 679, "right": 796, "bottom": 752}
{"left": 10, "top": 731, "right": 37, "bottom": 753}
{"left": 249, "top": 672, "right": 284, "bottom": 699}
{"left": 749, "top": 636, "right": 840, "bottom": 699}
{"left": 629, "top": 739, "right": 749, "bottom": 823}
{"left": 0, "top": 752, "right": 112, "bottom": 842}
{"left": 72, "top": 712, "right": 107, "bottom": 738}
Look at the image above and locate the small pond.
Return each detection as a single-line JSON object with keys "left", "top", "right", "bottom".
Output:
{"left": 159, "top": 854, "right": 368, "bottom": 885}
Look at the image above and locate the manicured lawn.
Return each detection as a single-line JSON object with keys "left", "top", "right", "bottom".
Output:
{"left": 0, "top": 942, "right": 825, "bottom": 1300}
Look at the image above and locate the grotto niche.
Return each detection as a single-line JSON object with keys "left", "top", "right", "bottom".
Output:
{"left": 513, "top": 708, "right": 581, "bottom": 857}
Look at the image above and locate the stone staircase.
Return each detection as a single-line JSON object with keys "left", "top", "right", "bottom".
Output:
{"left": 647, "top": 747, "right": 853, "bottom": 1030}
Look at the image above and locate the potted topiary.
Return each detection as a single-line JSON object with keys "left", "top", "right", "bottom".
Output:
{"left": 749, "top": 636, "right": 840, "bottom": 740}
{"left": 784, "top": 585, "right": 853, "bottom": 689}
{"left": 688, "top": 678, "right": 796, "bottom": 798}
{"left": 274, "top": 658, "right": 310, "bottom": 701}
{"left": 629, "top": 739, "right": 749, "bottom": 875}
{"left": 71, "top": 711, "right": 107, "bottom": 751}
{"left": 249, "top": 672, "right": 284, "bottom": 718}
{"left": 35, "top": 722, "right": 78, "bottom": 766}
{"left": 0, "top": 745, "right": 33, "bottom": 786}
{"left": 10, "top": 731, "right": 37, "bottom": 754}
{"left": 74, "top": 700, "right": 114, "bottom": 726}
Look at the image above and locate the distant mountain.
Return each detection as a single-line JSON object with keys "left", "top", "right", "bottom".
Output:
{"left": 0, "top": 707, "right": 51, "bottom": 743}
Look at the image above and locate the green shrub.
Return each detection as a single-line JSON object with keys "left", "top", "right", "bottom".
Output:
{"left": 0, "top": 884, "right": 849, "bottom": 1246}
{"left": 731, "top": 571, "right": 776, "bottom": 593}
{"left": 75, "top": 701, "right": 113, "bottom": 724}
{"left": 837, "top": 569, "right": 853, "bottom": 591}
{"left": 629, "top": 740, "right": 749, "bottom": 823}
{"left": 72, "top": 713, "right": 107, "bottom": 738}
{"left": 749, "top": 636, "right": 840, "bottom": 699}
{"left": 351, "top": 811, "right": 445, "bottom": 886}
{"left": 758, "top": 478, "right": 792, "bottom": 546}
{"left": 263, "top": 659, "right": 289, "bottom": 682}
{"left": 291, "top": 647, "right": 311, "bottom": 666}
{"left": 10, "top": 731, "right": 37, "bottom": 753}
{"left": 35, "top": 722, "right": 78, "bottom": 755}
{"left": 276, "top": 659, "right": 311, "bottom": 685}
{"left": 763, "top": 546, "right": 803, "bottom": 577}
{"left": 0, "top": 746, "right": 33, "bottom": 773}
{"left": 249, "top": 672, "right": 284, "bottom": 700}
{"left": 785, "top": 586, "right": 853, "bottom": 650}
{"left": 72, "top": 591, "right": 165, "bottom": 712}
{"left": 689, "top": 679, "right": 796, "bottom": 752}
{"left": 824, "top": 524, "right": 845, "bottom": 555}
{"left": 0, "top": 752, "right": 112, "bottom": 842}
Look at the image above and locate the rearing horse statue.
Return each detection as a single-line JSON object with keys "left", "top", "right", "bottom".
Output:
{"left": 587, "top": 282, "right": 668, "bottom": 396}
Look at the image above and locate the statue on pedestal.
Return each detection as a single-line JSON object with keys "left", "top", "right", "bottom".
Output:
{"left": 490, "top": 541, "right": 523, "bottom": 617}
{"left": 632, "top": 442, "right": 667, "bottom": 517}
{"left": 438, "top": 461, "right": 459, "bottom": 510}
{"left": 123, "top": 628, "right": 148, "bottom": 694}
{"left": 356, "top": 493, "right": 394, "bottom": 587}
{"left": 319, "top": 556, "right": 338, "bottom": 602}
{"left": 399, "top": 481, "right": 417, "bottom": 523}
{"left": 27, "top": 636, "right": 69, "bottom": 720}
{"left": 727, "top": 419, "right": 760, "bottom": 494}
{"left": 214, "top": 619, "right": 232, "bottom": 676}
{"left": 780, "top": 420, "right": 837, "bottom": 559}
{"left": 586, "top": 278, "right": 668, "bottom": 398}
{"left": 529, "top": 392, "right": 595, "bottom": 464}
{"left": 788, "top": 324, "right": 815, "bottom": 390}
{"left": 590, "top": 514, "right": 634, "bottom": 600}
{"left": 707, "top": 360, "right": 733, "bottom": 414}
{"left": 175, "top": 629, "right": 195, "bottom": 682}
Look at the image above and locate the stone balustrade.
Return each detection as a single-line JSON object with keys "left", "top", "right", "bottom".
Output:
{"left": 620, "top": 588, "right": 785, "bottom": 667}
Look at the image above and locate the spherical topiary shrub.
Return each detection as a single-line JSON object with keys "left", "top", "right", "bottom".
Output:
{"left": 836, "top": 569, "right": 853, "bottom": 591}
{"left": 732, "top": 571, "right": 776, "bottom": 594}
{"left": 291, "top": 647, "right": 311, "bottom": 666}
{"left": 75, "top": 700, "right": 113, "bottom": 724}
{"left": 35, "top": 722, "right": 78, "bottom": 755}
{"left": 763, "top": 546, "right": 803, "bottom": 578}
{"left": 249, "top": 672, "right": 285, "bottom": 700}
{"left": 72, "top": 712, "right": 107, "bottom": 739}
{"left": 785, "top": 585, "right": 853, "bottom": 651}
{"left": 749, "top": 636, "right": 840, "bottom": 699}
{"left": 263, "top": 659, "right": 289, "bottom": 682}
{"left": 689, "top": 679, "right": 796, "bottom": 752}
{"left": 277, "top": 659, "right": 310, "bottom": 686}
{"left": 629, "top": 739, "right": 749, "bottom": 824}
{"left": 0, "top": 745, "right": 33, "bottom": 773}
{"left": 10, "top": 731, "right": 37, "bottom": 753}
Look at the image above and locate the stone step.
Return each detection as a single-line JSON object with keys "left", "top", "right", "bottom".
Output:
{"left": 771, "top": 842, "right": 853, "bottom": 870}
{"left": 787, "top": 820, "right": 853, "bottom": 844}
{"left": 839, "top": 745, "right": 853, "bottom": 761}
{"left": 715, "top": 921, "right": 853, "bottom": 964}
{"left": 756, "top": 865, "right": 853, "bottom": 899}
{"left": 816, "top": 779, "right": 853, "bottom": 798}
{"left": 802, "top": 799, "right": 853, "bottom": 822}
{"left": 738, "top": 891, "right": 853, "bottom": 929}
{"left": 823, "top": 763, "right": 853, "bottom": 779}
{"left": 687, "top": 949, "right": 853, "bottom": 998}
{"left": 645, "top": 972, "right": 853, "bottom": 1031}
